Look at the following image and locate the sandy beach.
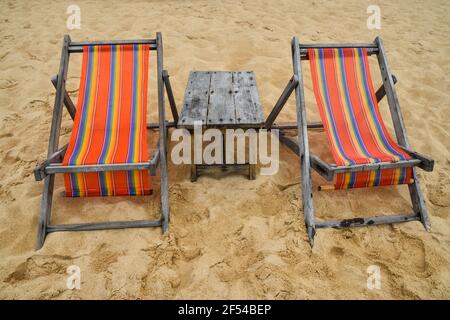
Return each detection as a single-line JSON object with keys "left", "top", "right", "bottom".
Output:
{"left": 0, "top": 0, "right": 449, "bottom": 299}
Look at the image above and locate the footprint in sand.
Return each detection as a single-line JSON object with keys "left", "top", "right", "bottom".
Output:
{"left": 25, "top": 99, "right": 48, "bottom": 111}
{"left": 264, "top": 37, "right": 280, "bottom": 42}
{"left": 2, "top": 112, "right": 22, "bottom": 125}
{"left": 429, "top": 169, "right": 450, "bottom": 208}
{"left": 0, "top": 132, "right": 13, "bottom": 139}
{"left": 89, "top": 244, "right": 120, "bottom": 273}
{"left": 5, "top": 255, "right": 73, "bottom": 284}
{"left": 0, "top": 79, "right": 18, "bottom": 89}
{"left": 397, "top": 235, "right": 427, "bottom": 273}
{"left": 254, "top": 264, "right": 294, "bottom": 299}
{"left": 330, "top": 246, "right": 345, "bottom": 258}
{"left": 0, "top": 52, "right": 9, "bottom": 61}
{"left": 235, "top": 21, "right": 254, "bottom": 28}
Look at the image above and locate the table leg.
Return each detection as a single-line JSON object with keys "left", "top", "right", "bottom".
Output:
{"left": 190, "top": 129, "right": 197, "bottom": 182}
{"left": 249, "top": 164, "right": 256, "bottom": 180}
{"left": 190, "top": 164, "right": 197, "bottom": 182}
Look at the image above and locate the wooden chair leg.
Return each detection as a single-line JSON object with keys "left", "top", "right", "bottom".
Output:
{"left": 36, "top": 175, "right": 55, "bottom": 250}
{"left": 408, "top": 169, "right": 431, "bottom": 230}
{"left": 292, "top": 36, "right": 316, "bottom": 247}
{"left": 190, "top": 164, "right": 197, "bottom": 182}
{"left": 249, "top": 164, "right": 256, "bottom": 180}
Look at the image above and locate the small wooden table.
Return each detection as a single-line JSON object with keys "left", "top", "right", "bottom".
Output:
{"left": 178, "top": 71, "right": 264, "bottom": 181}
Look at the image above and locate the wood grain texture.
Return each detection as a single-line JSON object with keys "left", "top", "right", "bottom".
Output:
{"left": 179, "top": 71, "right": 211, "bottom": 126}
{"left": 233, "top": 71, "right": 264, "bottom": 125}
{"left": 179, "top": 71, "right": 264, "bottom": 128}
{"left": 207, "top": 71, "right": 235, "bottom": 125}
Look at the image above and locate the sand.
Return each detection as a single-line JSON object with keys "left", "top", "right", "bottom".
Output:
{"left": 0, "top": 0, "right": 449, "bottom": 299}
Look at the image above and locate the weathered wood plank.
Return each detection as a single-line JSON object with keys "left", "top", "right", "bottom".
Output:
{"left": 36, "top": 34, "right": 71, "bottom": 250}
{"left": 293, "top": 36, "right": 316, "bottom": 247}
{"left": 375, "top": 74, "right": 397, "bottom": 103}
{"left": 36, "top": 175, "right": 55, "bottom": 250}
{"left": 234, "top": 71, "right": 264, "bottom": 125}
{"left": 69, "top": 39, "right": 157, "bottom": 53}
{"left": 70, "top": 39, "right": 156, "bottom": 46}
{"left": 162, "top": 70, "right": 179, "bottom": 123}
{"left": 156, "top": 32, "right": 170, "bottom": 232}
{"left": 272, "top": 122, "right": 323, "bottom": 130}
{"left": 47, "top": 219, "right": 162, "bottom": 232}
{"left": 207, "top": 71, "right": 235, "bottom": 125}
{"left": 179, "top": 71, "right": 211, "bottom": 127}
{"left": 316, "top": 213, "right": 420, "bottom": 229}
{"left": 299, "top": 42, "right": 378, "bottom": 49}
{"left": 400, "top": 147, "right": 434, "bottom": 172}
{"left": 147, "top": 121, "right": 176, "bottom": 129}
{"left": 179, "top": 70, "right": 265, "bottom": 128}
{"left": 46, "top": 162, "right": 151, "bottom": 174}
{"left": 51, "top": 75, "right": 76, "bottom": 120}
{"left": 264, "top": 75, "right": 298, "bottom": 129}
{"left": 278, "top": 132, "right": 300, "bottom": 155}
{"left": 299, "top": 43, "right": 378, "bottom": 60}
{"left": 310, "top": 153, "right": 334, "bottom": 181}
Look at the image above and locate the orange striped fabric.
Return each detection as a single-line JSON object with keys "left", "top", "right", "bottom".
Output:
{"left": 308, "top": 47, "right": 412, "bottom": 189}
{"left": 62, "top": 44, "right": 151, "bottom": 197}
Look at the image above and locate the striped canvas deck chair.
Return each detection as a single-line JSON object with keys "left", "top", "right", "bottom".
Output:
{"left": 34, "top": 33, "right": 179, "bottom": 249}
{"left": 264, "top": 37, "right": 434, "bottom": 246}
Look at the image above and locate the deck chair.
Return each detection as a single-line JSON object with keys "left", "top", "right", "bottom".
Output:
{"left": 34, "top": 33, "right": 179, "bottom": 249}
{"left": 265, "top": 36, "right": 434, "bottom": 246}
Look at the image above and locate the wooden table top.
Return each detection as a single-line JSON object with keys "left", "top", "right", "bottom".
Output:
{"left": 178, "top": 71, "right": 264, "bottom": 129}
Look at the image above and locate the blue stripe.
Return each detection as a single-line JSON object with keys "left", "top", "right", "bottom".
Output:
{"left": 126, "top": 45, "right": 138, "bottom": 195}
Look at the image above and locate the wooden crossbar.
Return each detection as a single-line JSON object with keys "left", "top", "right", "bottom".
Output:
{"left": 316, "top": 213, "right": 420, "bottom": 229}
{"left": 68, "top": 39, "right": 158, "bottom": 53}
{"left": 47, "top": 219, "right": 162, "bottom": 233}
{"left": 299, "top": 43, "right": 378, "bottom": 49}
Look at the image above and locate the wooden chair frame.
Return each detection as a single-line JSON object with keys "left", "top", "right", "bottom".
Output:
{"left": 264, "top": 36, "right": 434, "bottom": 247}
{"left": 33, "top": 33, "right": 179, "bottom": 250}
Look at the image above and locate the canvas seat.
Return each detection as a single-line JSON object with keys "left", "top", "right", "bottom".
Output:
{"left": 264, "top": 37, "right": 434, "bottom": 246}
{"left": 33, "top": 34, "right": 178, "bottom": 249}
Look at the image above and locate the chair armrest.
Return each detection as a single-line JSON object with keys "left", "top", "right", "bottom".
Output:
{"left": 399, "top": 147, "right": 434, "bottom": 172}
